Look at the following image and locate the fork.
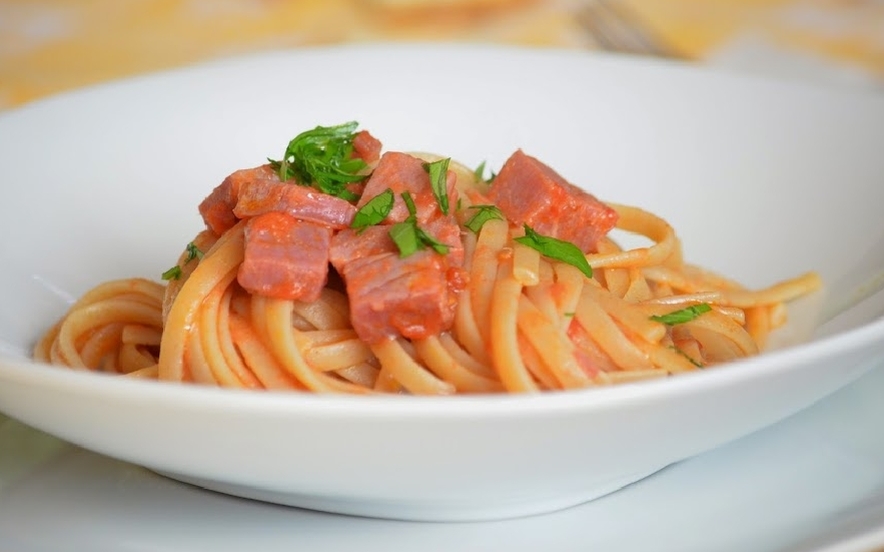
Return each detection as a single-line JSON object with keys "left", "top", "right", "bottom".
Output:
{"left": 576, "top": 0, "right": 677, "bottom": 58}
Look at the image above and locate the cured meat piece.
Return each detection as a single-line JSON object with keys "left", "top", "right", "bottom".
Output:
{"left": 198, "top": 164, "right": 278, "bottom": 235}
{"left": 329, "top": 225, "right": 466, "bottom": 343}
{"left": 356, "top": 152, "right": 457, "bottom": 224}
{"left": 233, "top": 179, "right": 356, "bottom": 229}
{"left": 335, "top": 249, "right": 461, "bottom": 343}
{"left": 352, "top": 130, "right": 382, "bottom": 163}
{"left": 237, "top": 212, "right": 331, "bottom": 302}
{"left": 488, "top": 150, "right": 618, "bottom": 253}
{"left": 329, "top": 226, "right": 395, "bottom": 265}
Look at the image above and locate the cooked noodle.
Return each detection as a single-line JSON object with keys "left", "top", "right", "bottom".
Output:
{"left": 34, "top": 139, "right": 822, "bottom": 394}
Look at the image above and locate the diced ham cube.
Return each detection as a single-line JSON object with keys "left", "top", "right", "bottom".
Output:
{"left": 329, "top": 224, "right": 467, "bottom": 344}
{"left": 330, "top": 218, "right": 464, "bottom": 268}
{"left": 233, "top": 179, "right": 356, "bottom": 229}
{"left": 356, "top": 152, "right": 457, "bottom": 224}
{"left": 199, "top": 164, "right": 279, "bottom": 235}
{"left": 329, "top": 226, "right": 395, "bottom": 266}
{"left": 335, "top": 249, "right": 461, "bottom": 344}
{"left": 487, "top": 150, "right": 618, "bottom": 253}
{"left": 422, "top": 215, "right": 465, "bottom": 267}
{"left": 237, "top": 212, "right": 331, "bottom": 302}
{"left": 352, "top": 130, "right": 382, "bottom": 164}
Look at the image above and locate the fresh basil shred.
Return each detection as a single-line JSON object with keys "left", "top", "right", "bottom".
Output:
{"left": 513, "top": 224, "right": 592, "bottom": 278}
{"left": 185, "top": 242, "right": 204, "bottom": 262}
{"left": 650, "top": 303, "right": 712, "bottom": 325}
{"left": 352, "top": 188, "right": 395, "bottom": 231}
{"left": 464, "top": 204, "right": 504, "bottom": 234}
{"left": 388, "top": 191, "right": 449, "bottom": 258}
{"left": 670, "top": 345, "right": 704, "bottom": 368}
{"left": 269, "top": 121, "right": 367, "bottom": 201}
{"left": 161, "top": 265, "right": 182, "bottom": 281}
{"left": 423, "top": 158, "right": 451, "bottom": 215}
{"left": 473, "top": 160, "right": 496, "bottom": 184}
{"left": 162, "top": 241, "right": 203, "bottom": 280}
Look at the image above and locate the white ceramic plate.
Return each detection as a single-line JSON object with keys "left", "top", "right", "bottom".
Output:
{"left": 3, "top": 361, "right": 884, "bottom": 552}
{"left": 0, "top": 44, "right": 883, "bottom": 522}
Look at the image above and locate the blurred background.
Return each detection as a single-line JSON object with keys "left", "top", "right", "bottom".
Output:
{"left": 1, "top": 0, "right": 882, "bottom": 111}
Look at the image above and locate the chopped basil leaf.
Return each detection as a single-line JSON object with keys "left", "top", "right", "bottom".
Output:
{"left": 163, "top": 242, "right": 204, "bottom": 281}
{"left": 389, "top": 219, "right": 420, "bottom": 258}
{"left": 513, "top": 224, "right": 592, "bottom": 278}
{"left": 185, "top": 242, "right": 204, "bottom": 262}
{"left": 650, "top": 303, "right": 712, "bottom": 325}
{"left": 474, "top": 160, "right": 496, "bottom": 184}
{"left": 161, "top": 265, "right": 182, "bottom": 281}
{"left": 268, "top": 121, "right": 367, "bottom": 200}
{"left": 416, "top": 226, "right": 450, "bottom": 255}
{"left": 465, "top": 204, "right": 504, "bottom": 234}
{"left": 389, "top": 191, "right": 449, "bottom": 257}
{"left": 401, "top": 190, "right": 418, "bottom": 217}
{"left": 352, "top": 188, "right": 394, "bottom": 231}
{"left": 423, "top": 158, "right": 451, "bottom": 215}
{"left": 670, "top": 345, "right": 704, "bottom": 368}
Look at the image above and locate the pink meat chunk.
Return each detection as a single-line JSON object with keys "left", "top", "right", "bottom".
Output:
{"left": 336, "top": 250, "right": 459, "bottom": 344}
{"left": 199, "top": 164, "right": 279, "bottom": 235}
{"left": 356, "top": 152, "right": 458, "bottom": 224}
{"left": 329, "top": 226, "right": 466, "bottom": 343}
{"left": 233, "top": 179, "right": 357, "bottom": 229}
{"left": 352, "top": 130, "right": 382, "bottom": 163}
{"left": 237, "top": 212, "right": 331, "bottom": 302}
{"left": 487, "top": 150, "right": 618, "bottom": 253}
{"left": 329, "top": 226, "right": 396, "bottom": 266}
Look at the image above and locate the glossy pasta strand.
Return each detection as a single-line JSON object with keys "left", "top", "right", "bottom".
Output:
{"left": 34, "top": 150, "right": 822, "bottom": 395}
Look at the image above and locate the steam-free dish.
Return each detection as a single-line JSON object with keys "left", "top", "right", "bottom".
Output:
{"left": 35, "top": 122, "right": 819, "bottom": 394}
{"left": 1, "top": 45, "right": 882, "bottom": 522}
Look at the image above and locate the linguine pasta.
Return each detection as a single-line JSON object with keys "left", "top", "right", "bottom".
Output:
{"left": 34, "top": 125, "right": 821, "bottom": 395}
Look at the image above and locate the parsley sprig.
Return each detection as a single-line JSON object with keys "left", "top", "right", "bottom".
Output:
{"left": 513, "top": 224, "right": 592, "bottom": 278}
{"left": 269, "top": 121, "right": 368, "bottom": 201}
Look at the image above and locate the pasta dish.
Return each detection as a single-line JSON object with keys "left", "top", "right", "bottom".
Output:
{"left": 34, "top": 122, "right": 821, "bottom": 394}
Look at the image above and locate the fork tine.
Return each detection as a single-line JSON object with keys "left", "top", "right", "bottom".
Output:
{"left": 578, "top": 0, "right": 676, "bottom": 58}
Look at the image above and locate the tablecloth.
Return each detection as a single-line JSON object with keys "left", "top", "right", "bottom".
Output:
{"left": 1, "top": 0, "right": 882, "bottom": 111}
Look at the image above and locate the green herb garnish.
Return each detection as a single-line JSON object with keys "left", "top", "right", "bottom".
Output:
{"left": 670, "top": 345, "right": 704, "bottom": 368}
{"left": 651, "top": 303, "right": 712, "bottom": 325}
{"left": 162, "top": 241, "right": 204, "bottom": 280}
{"left": 423, "top": 157, "right": 451, "bottom": 215}
{"left": 161, "top": 266, "right": 182, "bottom": 281}
{"left": 389, "top": 192, "right": 450, "bottom": 257}
{"left": 513, "top": 224, "right": 592, "bottom": 278}
{"left": 464, "top": 204, "right": 504, "bottom": 234}
{"left": 269, "top": 121, "right": 367, "bottom": 201}
{"left": 389, "top": 218, "right": 420, "bottom": 257}
{"left": 185, "top": 242, "right": 204, "bottom": 262}
{"left": 474, "top": 160, "right": 496, "bottom": 184}
{"left": 352, "top": 188, "right": 394, "bottom": 231}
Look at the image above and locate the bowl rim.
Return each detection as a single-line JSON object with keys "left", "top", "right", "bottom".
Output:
{"left": 2, "top": 313, "right": 882, "bottom": 419}
{"left": 1, "top": 42, "right": 883, "bottom": 420}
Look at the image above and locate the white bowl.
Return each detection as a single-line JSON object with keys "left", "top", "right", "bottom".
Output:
{"left": 1, "top": 44, "right": 882, "bottom": 522}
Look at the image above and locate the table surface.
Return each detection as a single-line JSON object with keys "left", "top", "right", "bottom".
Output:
{"left": 2, "top": 1, "right": 884, "bottom": 551}
{"left": 1, "top": 0, "right": 883, "bottom": 110}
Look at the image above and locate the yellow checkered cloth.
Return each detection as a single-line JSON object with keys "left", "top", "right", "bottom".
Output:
{"left": 1, "top": 0, "right": 882, "bottom": 109}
